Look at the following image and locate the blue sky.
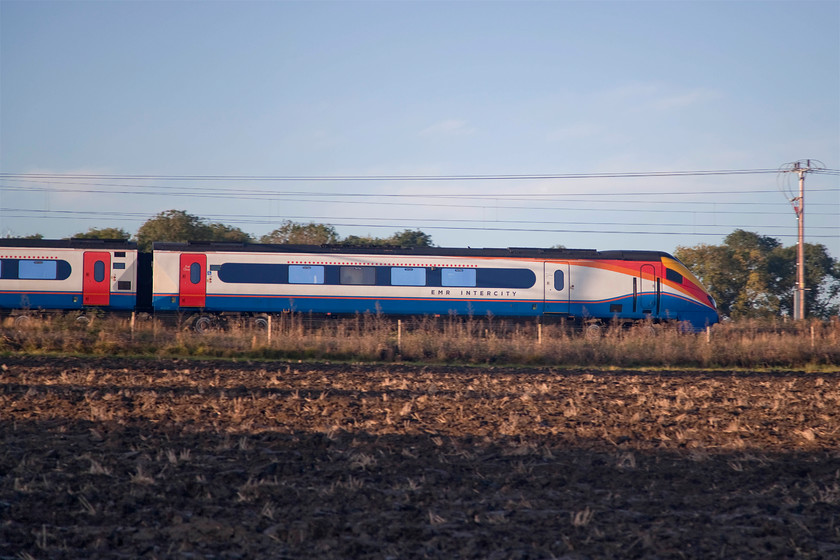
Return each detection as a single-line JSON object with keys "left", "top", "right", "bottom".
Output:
{"left": 1, "top": 0, "right": 838, "bottom": 258}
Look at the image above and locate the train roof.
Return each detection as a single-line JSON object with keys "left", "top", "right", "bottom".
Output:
{"left": 152, "top": 241, "right": 672, "bottom": 262}
{"left": 0, "top": 238, "right": 137, "bottom": 250}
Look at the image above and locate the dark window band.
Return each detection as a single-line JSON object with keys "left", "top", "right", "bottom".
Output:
{"left": 217, "top": 263, "right": 536, "bottom": 289}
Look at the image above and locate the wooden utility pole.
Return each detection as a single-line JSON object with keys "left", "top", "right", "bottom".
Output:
{"left": 794, "top": 161, "right": 807, "bottom": 320}
{"left": 781, "top": 159, "right": 822, "bottom": 320}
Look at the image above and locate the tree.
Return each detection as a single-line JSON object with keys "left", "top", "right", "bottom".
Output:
{"left": 72, "top": 227, "right": 131, "bottom": 240}
{"left": 2, "top": 232, "right": 43, "bottom": 239}
{"left": 340, "top": 235, "right": 379, "bottom": 247}
{"left": 675, "top": 229, "right": 840, "bottom": 319}
{"left": 260, "top": 221, "right": 339, "bottom": 245}
{"left": 206, "top": 222, "right": 252, "bottom": 244}
{"left": 339, "top": 230, "right": 434, "bottom": 248}
{"left": 723, "top": 230, "right": 783, "bottom": 317}
{"left": 772, "top": 243, "right": 840, "bottom": 318}
{"left": 258, "top": 221, "right": 434, "bottom": 247}
{"left": 390, "top": 229, "right": 433, "bottom": 247}
{"left": 136, "top": 209, "right": 253, "bottom": 251}
{"left": 674, "top": 243, "right": 742, "bottom": 318}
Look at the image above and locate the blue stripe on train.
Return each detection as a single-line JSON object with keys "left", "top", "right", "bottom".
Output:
{"left": 155, "top": 294, "right": 543, "bottom": 317}
{"left": 153, "top": 292, "right": 717, "bottom": 329}
{"left": 0, "top": 291, "right": 136, "bottom": 311}
{"left": 572, "top": 293, "right": 717, "bottom": 330}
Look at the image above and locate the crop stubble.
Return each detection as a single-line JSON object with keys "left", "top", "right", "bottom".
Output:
{"left": 2, "top": 356, "right": 839, "bottom": 558}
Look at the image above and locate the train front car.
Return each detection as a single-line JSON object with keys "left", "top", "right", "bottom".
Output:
{"left": 0, "top": 239, "right": 139, "bottom": 317}
{"left": 658, "top": 254, "right": 719, "bottom": 330}
{"left": 559, "top": 250, "right": 718, "bottom": 331}
{"left": 151, "top": 243, "right": 717, "bottom": 332}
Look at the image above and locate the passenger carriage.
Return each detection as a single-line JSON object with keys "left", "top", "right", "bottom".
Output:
{"left": 0, "top": 239, "right": 141, "bottom": 319}
{"left": 151, "top": 243, "right": 718, "bottom": 331}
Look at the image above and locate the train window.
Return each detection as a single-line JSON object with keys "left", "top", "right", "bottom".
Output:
{"left": 115, "top": 252, "right": 126, "bottom": 258}
{"left": 554, "top": 270, "right": 564, "bottom": 291}
{"left": 442, "top": 268, "right": 476, "bottom": 287}
{"left": 391, "top": 267, "right": 426, "bottom": 286}
{"left": 477, "top": 268, "right": 537, "bottom": 289}
{"left": 2, "top": 259, "right": 71, "bottom": 280}
{"left": 94, "top": 260, "right": 106, "bottom": 282}
{"left": 189, "top": 262, "right": 201, "bottom": 284}
{"left": 113, "top": 262, "right": 126, "bottom": 270}
{"left": 665, "top": 268, "right": 684, "bottom": 284}
{"left": 340, "top": 266, "right": 376, "bottom": 285}
{"left": 218, "top": 263, "right": 287, "bottom": 284}
{"left": 0, "top": 259, "right": 16, "bottom": 279}
{"left": 289, "top": 265, "right": 324, "bottom": 284}
{"left": 19, "top": 260, "right": 58, "bottom": 280}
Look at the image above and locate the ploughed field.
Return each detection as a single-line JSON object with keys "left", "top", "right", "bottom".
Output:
{"left": 2, "top": 357, "right": 839, "bottom": 559}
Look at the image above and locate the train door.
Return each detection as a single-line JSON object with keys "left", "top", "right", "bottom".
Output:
{"left": 639, "top": 264, "right": 658, "bottom": 314}
{"left": 83, "top": 251, "right": 111, "bottom": 306}
{"left": 179, "top": 254, "right": 206, "bottom": 308}
{"left": 544, "top": 262, "right": 570, "bottom": 314}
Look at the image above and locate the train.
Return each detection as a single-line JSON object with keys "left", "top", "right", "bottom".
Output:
{"left": 0, "top": 238, "right": 719, "bottom": 331}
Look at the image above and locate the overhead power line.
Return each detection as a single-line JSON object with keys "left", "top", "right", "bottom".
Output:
{"left": 0, "top": 215, "right": 829, "bottom": 239}
{"left": 1, "top": 166, "right": 836, "bottom": 242}
{"left": 4, "top": 207, "right": 839, "bottom": 231}
{"left": 0, "top": 168, "right": 802, "bottom": 182}
{"left": 1, "top": 180, "right": 838, "bottom": 202}
{"left": 3, "top": 208, "right": 838, "bottom": 240}
{"left": 3, "top": 188, "right": 837, "bottom": 216}
{"left": 5, "top": 207, "right": 840, "bottom": 227}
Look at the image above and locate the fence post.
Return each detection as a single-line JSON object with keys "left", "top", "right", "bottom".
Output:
{"left": 267, "top": 315, "right": 272, "bottom": 344}
{"left": 811, "top": 324, "right": 815, "bottom": 348}
{"left": 706, "top": 326, "right": 711, "bottom": 344}
{"left": 538, "top": 323, "right": 542, "bottom": 345}
{"left": 397, "top": 319, "right": 402, "bottom": 353}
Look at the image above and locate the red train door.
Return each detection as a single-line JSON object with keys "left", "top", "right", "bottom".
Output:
{"left": 83, "top": 252, "right": 111, "bottom": 306}
{"left": 179, "top": 254, "right": 206, "bottom": 308}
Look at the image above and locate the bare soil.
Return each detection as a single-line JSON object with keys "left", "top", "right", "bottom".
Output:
{"left": 2, "top": 356, "right": 839, "bottom": 559}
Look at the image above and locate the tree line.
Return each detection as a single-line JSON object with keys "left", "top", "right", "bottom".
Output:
{"left": 674, "top": 229, "right": 840, "bottom": 320}
{"left": 51, "top": 209, "right": 434, "bottom": 252}
{"left": 15, "top": 210, "right": 840, "bottom": 319}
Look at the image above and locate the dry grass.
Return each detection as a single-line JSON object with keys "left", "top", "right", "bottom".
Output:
{"left": 2, "top": 313, "right": 838, "bottom": 368}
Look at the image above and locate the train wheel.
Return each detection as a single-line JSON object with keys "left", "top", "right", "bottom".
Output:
{"left": 193, "top": 315, "right": 215, "bottom": 334}
{"left": 253, "top": 316, "right": 269, "bottom": 330}
{"left": 585, "top": 323, "right": 603, "bottom": 339}
{"left": 75, "top": 315, "right": 90, "bottom": 326}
